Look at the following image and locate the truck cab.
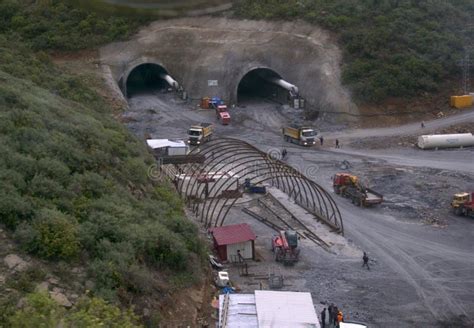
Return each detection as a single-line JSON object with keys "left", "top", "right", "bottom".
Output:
{"left": 300, "top": 128, "right": 317, "bottom": 145}
{"left": 188, "top": 126, "right": 204, "bottom": 145}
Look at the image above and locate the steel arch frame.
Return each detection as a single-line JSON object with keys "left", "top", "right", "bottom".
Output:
{"left": 175, "top": 138, "right": 343, "bottom": 234}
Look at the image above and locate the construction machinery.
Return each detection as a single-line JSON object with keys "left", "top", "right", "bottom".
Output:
{"left": 282, "top": 126, "right": 317, "bottom": 146}
{"left": 333, "top": 173, "right": 383, "bottom": 207}
{"left": 272, "top": 230, "right": 300, "bottom": 265}
{"left": 215, "top": 104, "right": 230, "bottom": 125}
{"left": 451, "top": 192, "right": 474, "bottom": 217}
{"left": 187, "top": 123, "right": 214, "bottom": 145}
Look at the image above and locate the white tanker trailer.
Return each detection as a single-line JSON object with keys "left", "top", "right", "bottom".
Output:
{"left": 417, "top": 133, "right": 474, "bottom": 149}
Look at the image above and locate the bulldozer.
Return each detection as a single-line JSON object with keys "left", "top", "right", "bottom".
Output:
{"left": 451, "top": 192, "right": 474, "bottom": 217}
{"left": 333, "top": 173, "right": 383, "bottom": 207}
{"left": 272, "top": 230, "right": 300, "bottom": 265}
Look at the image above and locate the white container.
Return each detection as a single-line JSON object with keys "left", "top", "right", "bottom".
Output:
{"left": 417, "top": 133, "right": 474, "bottom": 149}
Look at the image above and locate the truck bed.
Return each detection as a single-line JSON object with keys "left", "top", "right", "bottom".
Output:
{"left": 364, "top": 188, "right": 383, "bottom": 204}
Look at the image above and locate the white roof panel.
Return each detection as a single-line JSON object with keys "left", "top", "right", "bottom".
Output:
{"left": 254, "top": 291, "right": 320, "bottom": 328}
{"left": 219, "top": 294, "right": 258, "bottom": 328}
{"left": 146, "top": 139, "right": 186, "bottom": 149}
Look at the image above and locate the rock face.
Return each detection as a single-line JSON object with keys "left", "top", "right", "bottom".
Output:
{"left": 4, "top": 254, "right": 29, "bottom": 272}
{"left": 49, "top": 291, "right": 72, "bottom": 308}
{"left": 100, "top": 17, "right": 358, "bottom": 122}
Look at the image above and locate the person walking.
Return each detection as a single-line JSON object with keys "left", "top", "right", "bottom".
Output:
{"left": 328, "top": 303, "right": 334, "bottom": 325}
{"left": 321, "top": 308, "right": 326, "bottom": 328}
{"left": 335, "top": 139, "right": 340, "bottom": 149}
{"left": 281, "top": 148, "right": 287, "bottom": 160}
{"left": 421, "top": 121, "right": 425, "bottom": 128}
{"left": 362, "top": 251, "right": 370, "bottom": 270}
{"left": 319, "top": 136, "right": 324, "bottom": 146}
{"left": 332, "top": 306, "right": 339, "bottom": 326}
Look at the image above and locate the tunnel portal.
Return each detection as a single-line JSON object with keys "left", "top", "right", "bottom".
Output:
{"left": 126, "top": 63, "right": 170, "bottom": 97}
{"left": 237, "top": 68, "right": 284, "bottom": 104}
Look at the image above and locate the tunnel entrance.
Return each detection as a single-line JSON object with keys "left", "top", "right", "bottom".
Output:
{"left": 237, "top": 68, "right": 289, "bottom": 105}
{"left": 126, "top": 64, "right": 169, "bottom": 97}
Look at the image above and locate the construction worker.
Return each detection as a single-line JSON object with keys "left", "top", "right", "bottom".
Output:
{"left": 362, "top": 252, "right": 370, "bottom": 270}
{"left": 328, "top": 303, "right": 334, "bottom": 325}
{"left": 320, "top": 307, "right": 326, "bottom": 328}
{"left": 336, "top": 310, "right": 344, "bottom": 327}
{"left": 333, "top": 306, "right": 339, "bottom": 326}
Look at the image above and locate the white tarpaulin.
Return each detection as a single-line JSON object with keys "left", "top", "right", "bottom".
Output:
{"left": 146, "top": 139, "right": 186, "bottom": 149}
{"left": 255, "top": 291, "right": 320, "bottom": 328}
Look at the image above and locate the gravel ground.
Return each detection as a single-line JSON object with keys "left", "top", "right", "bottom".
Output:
{"left": 124, "top": 91, "right": 474, "bottom": 327}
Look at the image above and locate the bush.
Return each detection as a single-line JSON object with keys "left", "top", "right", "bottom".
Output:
{"left": 16, "top": 209, "right": 80, "bottom": 260}
{"left": 8, "top": 292, "right": 64, "bottom": 328}
{"left": 67, "top": 297, "right": 141, "bottom": 328}
{"left": 7, "top": 292, "right": 142, "bottom": 328}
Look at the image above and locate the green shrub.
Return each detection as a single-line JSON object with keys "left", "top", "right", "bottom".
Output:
{"left": 7, "top": 292, "right": 142, "bottom": 328}
{"left": 16, "top": 208, "right": 80, "bottom": 260}
{"left": 8, "top": 292, "right": 64, "bottom": 328}
{"left": 67, "top": 297, "right": 142, "bottom": 328}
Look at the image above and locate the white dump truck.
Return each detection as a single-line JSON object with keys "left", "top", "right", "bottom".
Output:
{"left": 188, "top": 123, "right": 214, "bottom": 145}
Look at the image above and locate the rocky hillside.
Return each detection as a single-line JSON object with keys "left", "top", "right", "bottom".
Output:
{"left": 0, "top": 2, "right": 206, "bottom": 326}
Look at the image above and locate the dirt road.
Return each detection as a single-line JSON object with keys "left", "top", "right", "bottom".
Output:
{"left": 124, "top": 92, "right": 474, "bottom": 327}
{"left": 326, "top": 109, "right": 474, "bottom": 140}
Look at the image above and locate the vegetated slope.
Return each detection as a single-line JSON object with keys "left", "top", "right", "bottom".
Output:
{"left": 0, "top": 3, "right": 205, "bottom": 325}
{"left": 0, "top": 0, "right": 150, "bottom": 51}
{"left": 235, "top": 0, "right": 474, "bottom": 103}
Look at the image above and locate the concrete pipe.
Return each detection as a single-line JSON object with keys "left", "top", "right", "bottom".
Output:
{"left": 268, "top": 78, "right": 299, "bottom": 95}
{"left": 417, "top": 133, "right": 474, "bottom": 149}
{"left": 160, "top": 74, "right": 179, "bottom": 89}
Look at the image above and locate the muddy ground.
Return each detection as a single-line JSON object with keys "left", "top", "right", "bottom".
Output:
{"left": 123, "top": 90, "right": 474, "bottom": 327}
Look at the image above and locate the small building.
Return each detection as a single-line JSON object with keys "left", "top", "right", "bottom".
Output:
{"left": 146, "top": 139, "right": 189, "bottom": 156}
{"left": 219, "top": 291, "right": 320, "bottom": 328}
{"left": 210, "top": 223, "right": 256, "bottom": 262}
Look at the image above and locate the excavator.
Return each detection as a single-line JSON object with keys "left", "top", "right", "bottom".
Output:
{"left": 333, "top": 173, "right": 383, "bottom": 207}
{"left": 451, "top": 192, "right": 474, "bottom": 217}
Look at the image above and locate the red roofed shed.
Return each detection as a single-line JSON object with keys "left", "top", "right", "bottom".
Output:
{"left": 210, "top": 224, "right": 256, "bottom": 262}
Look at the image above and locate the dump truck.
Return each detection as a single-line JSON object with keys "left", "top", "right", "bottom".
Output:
{"left": 215, "top": 104, "right": 230, "bottom": 125}
{"left": 451, "top": 192, "right": 474, "bottom": 217}
{"left": 333, "top": 173, "right": 383, "bottom": 207}
{"left": 187, "top": 123, "right": 214, "bottom": 145}
{"left": 282, "top": 126, "right": 317, "bottom": 146}
{"left": 272, "top": 230, "right": 300, "bottom": 265}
